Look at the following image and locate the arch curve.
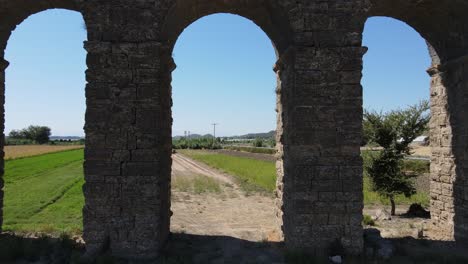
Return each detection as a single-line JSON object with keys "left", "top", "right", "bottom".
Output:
{"left": 0, "top": 0, "right": 84, "bottom": 54}
{"left": 366, "top": 0, "right": 468, "bottom": 62}
{"left": 160, "top": 0, "right": 293, "bottom": 56}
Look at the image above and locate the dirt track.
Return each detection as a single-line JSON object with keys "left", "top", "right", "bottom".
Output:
{"left": 170, "top": 153, "right": 279, "bottom": 242}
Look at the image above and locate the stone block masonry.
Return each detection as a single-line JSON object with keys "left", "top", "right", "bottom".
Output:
{"left": 0, "top": 0, "right": 467, "bottom": 260}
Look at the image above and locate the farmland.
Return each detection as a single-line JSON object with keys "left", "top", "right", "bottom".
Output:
{"left": 4, "top": 145, "right": 84, "bottom": 160}
{"left": 179, "top": 149, "right": 277, "bottom": 193}
{"left": 0, "top": 147, "right": 465, "bottom": 263}
{"left": 3, "top": 149, "right": 84, "bottom": 234}
{"left": 2, "top": 147, "right": 429, "bottom": 236}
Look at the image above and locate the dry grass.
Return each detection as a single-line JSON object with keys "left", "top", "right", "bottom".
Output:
{"left": 4, "top": 145, "right": 84, "bottom": 160}
{"left": 411, "top": 146, "right": 431, "bottom": 157}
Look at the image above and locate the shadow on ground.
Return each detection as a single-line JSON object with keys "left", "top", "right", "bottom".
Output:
{"left": 158, "top": 233, "right": 284, "bottom": 264}
{"left": 0, "top": 232, "right": 468, "bottom": 263}
{"left": 0, "top": 232, "right": 85, "bottom": 263}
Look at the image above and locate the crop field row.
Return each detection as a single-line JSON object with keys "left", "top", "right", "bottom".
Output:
{"left": 4, "top": 145, "right": 84, "bottom": 160}
{"left": 3, "top": 149, "right": 84, "bottom": 234}
{"left": 2, "top": 148, "right": 429, "bottom": 235}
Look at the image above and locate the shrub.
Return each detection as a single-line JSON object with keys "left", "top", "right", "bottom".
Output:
{"left": 224, "top": 146, "right": 276, "bottom": 155}
{"left": 363, "top": 214, "right": 376, "bottom": 226}
{"left": 173, "top": 137, "right": 221, "bottom": 150}
{"left": 253, "top": 138, "right": 264, "bottom": 148}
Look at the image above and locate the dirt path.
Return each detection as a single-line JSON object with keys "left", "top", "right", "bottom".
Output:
{"left": 170, "top": 153, "right": 279, "bottom": 242}
{"left": 172, "top": 153, "right": 236, "bottom": 185}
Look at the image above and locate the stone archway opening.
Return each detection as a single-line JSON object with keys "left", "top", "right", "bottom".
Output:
{"left": 167, "top": 13, "right": 284, "bottom": 255}
{"left": 2, "top": 8, "right": 87, "bottom": 236}
{"left": 362, "top": 15, "right": 456, "bottom": 241}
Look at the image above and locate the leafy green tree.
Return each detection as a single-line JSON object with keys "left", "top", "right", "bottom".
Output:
{"left": 8, "top": 130, "right": 24, "bottom": 139}
{"left": 364, "top": 100, "right": 430, "bottom": 215}
{"left": 8, "top": 125, "right": 51, "bottom": 144}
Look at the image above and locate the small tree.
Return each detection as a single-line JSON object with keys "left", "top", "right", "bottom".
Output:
{"left": 364, "top": 100, "right": 430, "bottom": 215}
{"left": 253, "top": 138, "right": 264, "bottom": 148}
{"left": 25, "top": 126, "right": 51, "bottom": 144}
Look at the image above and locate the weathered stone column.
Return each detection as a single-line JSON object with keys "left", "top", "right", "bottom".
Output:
{"left": 83, "top": 40, "right": 172, "bottom": 259}
{"left": 277, "top": 44, "right": 366, "bottom": 254}
{"left": 0, "top": 57, "right": 8, "bottom": 231}
{"left": 428, "top": 54, "right": 468, "bottom": 242}
{"left": 81, "top": 2, "right": 173, "bottom": 259}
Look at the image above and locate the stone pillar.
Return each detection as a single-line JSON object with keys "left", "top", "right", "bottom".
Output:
{"left": 278, "top": 45, "right": 366, "bottom": 255}
{"left": 428, "top": 54, "right": 468, "bottom": 242}
{"left": 83, "top": 40, "right": 172, "bottom": 259}
{"left": 0, "top": 57, "right": 8, "bottom": 231}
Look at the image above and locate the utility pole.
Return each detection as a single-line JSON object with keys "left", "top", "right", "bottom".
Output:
{"left": 212, "top": 123, "right": 219, "bottom": 147}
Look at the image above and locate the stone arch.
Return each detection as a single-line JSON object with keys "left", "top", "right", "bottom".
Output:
{"left": 0, "top": 0, "right": 83, "bottom": 54}
{"left": 364, "top": 0, "right": 468, "bottom": 242}
{"left": 0, "top": 1, "right": 87, "bottom": 231}
{"left": 160, "top": 0, "right": 293, "bottom": 56}
{"left": 158, "top": 0, "right": 294, "bottom": 252}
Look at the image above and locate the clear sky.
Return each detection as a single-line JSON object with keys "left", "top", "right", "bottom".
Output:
{"left": 4, "top": 10, "right": 430, "bottom": 137}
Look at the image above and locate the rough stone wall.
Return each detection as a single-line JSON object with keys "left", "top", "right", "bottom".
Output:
{"left": 428, "top": 56, "right": 468, "bottom": 241}
{"left": 0, "top": 0, "right": 467, "bottom": 260}
{"left": 275, "top": 1, "right": 369, "bottom": 254}
{"left": 81, "top": 1, "right": 173, "bottom": 258}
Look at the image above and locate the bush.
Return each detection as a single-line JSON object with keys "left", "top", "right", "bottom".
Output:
{"left": 5, "top": 138, "right": 35, "bottom": 146}
{"left": 363, "top": 214, "right": 376, "bottom": 226}
{"left": 224, "top": 146, "right": 276, "bottom": 155}
{"left": 253, "top": 138, "right": 264, "bottom": 148}
{"left": 173, "top": 137, "right": 221, "bottom": 150}
{"left": 403, "top": 159, "right": 430, "bottom": 174}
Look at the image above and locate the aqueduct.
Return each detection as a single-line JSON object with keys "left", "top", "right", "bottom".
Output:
{"left": 0, "top": 0, "right": 467, "bottom": 259}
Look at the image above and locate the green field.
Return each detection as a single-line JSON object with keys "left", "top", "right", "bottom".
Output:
{"left": 2, "top": 148, "right": 429, "bottom": 235}
{"left": 4, "top": 149, "right": 84, "bottom": 234}
{"left": 179, "top": 150, "right": 277, "bottom": 193}
{"left": 181, "top": 149, "right": 429, "bottom": 206}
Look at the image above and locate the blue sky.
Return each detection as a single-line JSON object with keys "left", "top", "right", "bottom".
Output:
{"left": 5, "top": 11, "right": 430, "bottom": 137}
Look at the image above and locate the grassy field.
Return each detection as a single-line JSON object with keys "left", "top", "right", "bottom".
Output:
{"left": 179, "top": 150, "right": 277, "bottom": 193}
{"left": 181, "top": 149, "right": 429, "bottom": 206}
{"left": 4, "top": 149, "right": 84, "bottom": 234}
{"left": 1, "top": 147, "right": 428, "bottom": 236}
{"left": 5, "top": 145, "right": 84, "bottom": 160}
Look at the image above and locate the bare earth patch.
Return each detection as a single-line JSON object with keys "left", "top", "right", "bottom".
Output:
{"left": 171, "top": 153, "right": 279, "bottom": 242}
{"left": 4, "top": 145, "right": 84, "bottom": 160}
{"left": 410, "top": 145, "right": 431, "bottom": 157}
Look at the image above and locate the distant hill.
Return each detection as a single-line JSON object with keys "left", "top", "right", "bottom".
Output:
{"left": 232, "top": 130, "right": 276, "bottom": 139}
{"left": 173, "top": 130, "right": 276, "bottom": 140}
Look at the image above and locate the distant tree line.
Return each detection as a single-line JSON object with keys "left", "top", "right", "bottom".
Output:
{"left": 8, "top": 126, "right": 51, "bottom": 144}
{"left": 173, "top": 137, "right": 221, "bottom": 150}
